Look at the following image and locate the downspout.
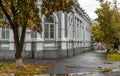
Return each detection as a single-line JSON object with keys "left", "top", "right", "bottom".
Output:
{"left": 73, "top": 12, "right": 75, "bottom": 56}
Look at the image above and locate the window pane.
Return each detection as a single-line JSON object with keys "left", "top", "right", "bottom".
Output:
{"left": 44, "top": 24, "right": 49, "bottom": 38}
{"left": 6, "top": 29, "right": 9, "bottom": 39}
{"left": 50, "top": 31, "right": 54, "bottom": 38}
{"left": 50, "top": 24, "right": 54, "bottom": 31}
{"left": 2, "top": 29, "right": 5, "bottom": 39}
{"left": 45, "top": 24, "right": 49, "bottom": 30}
{"left": 44, "top": 16, "right": 54, "bottom": 23}
{"left": 45, "top": 31, "right": 49, "bottom": 38}
{"left": 31, "top": 31, "right": 36, "bottom": 38}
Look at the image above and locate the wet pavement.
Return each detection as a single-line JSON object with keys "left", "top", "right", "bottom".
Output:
{"left": 44, "top": 50, "right": 120, "bottom": 74}
{"left": 39, "top": 72, "right": 120, "bottom": 76}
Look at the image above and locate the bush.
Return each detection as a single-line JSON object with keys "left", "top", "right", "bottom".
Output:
{"left": 109, "top": 51, "right": 120, "bottom": 61}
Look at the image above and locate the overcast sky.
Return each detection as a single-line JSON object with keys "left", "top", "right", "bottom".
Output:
{"left": 78, "top": 0, "right": 120, "bottom": 20}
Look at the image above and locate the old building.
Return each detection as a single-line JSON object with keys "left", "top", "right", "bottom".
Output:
{"left": 0, "top": 0, "right": 92, "bottom": 59}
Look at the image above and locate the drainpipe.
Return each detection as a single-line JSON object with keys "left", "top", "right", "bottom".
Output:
{"left": 73, "top": 12, "right": 75, "bottom": 56}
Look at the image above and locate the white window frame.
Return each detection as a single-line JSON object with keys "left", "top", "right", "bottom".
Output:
{"left": 2, "top": 28, "right": 9, "bottom": 40}
{"left": 44, "top": 16, "right": 55, "bottom": 40}
{"left": 44, "top": 23, "right": 54, "bottom": 40}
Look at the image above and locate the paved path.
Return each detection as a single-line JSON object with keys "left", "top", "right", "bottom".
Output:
{"left": 44, "top": 50, "right": 120, "bottom": 74}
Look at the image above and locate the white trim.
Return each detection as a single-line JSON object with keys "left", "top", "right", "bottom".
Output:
{"left": 41, "top": 13, "right": 58, "bottom": 24}
{"left": 42, "top": 13, "right": 58, "bottom": 40}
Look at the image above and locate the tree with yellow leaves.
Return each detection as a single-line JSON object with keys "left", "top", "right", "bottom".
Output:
{"left": 0, "top": 0, "right": 74, "bottom": 67}
{"left": 92, "top": 22, "right": 104, "bottom": 42}
{"left": 95, "top": 0, "right": 120, "bottom": 48}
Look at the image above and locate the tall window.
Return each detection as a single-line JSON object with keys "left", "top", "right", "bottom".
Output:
{"left": 44, "top": 16, "right": 54, "bottom": 39}
{"left": 2, "top": 27, "right": 9, "bottom": 39}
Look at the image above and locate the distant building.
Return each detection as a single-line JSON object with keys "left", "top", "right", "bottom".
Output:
{"left": 0, "top": 0, "right": 92, "bottom": 59}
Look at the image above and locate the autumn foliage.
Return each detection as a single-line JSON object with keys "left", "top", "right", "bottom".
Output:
{"left": 41, "top": 0, "right": 74, "bottom": 15}
{"left": 92, "top": 23, "right": 104, "bottom": 42}
{"left": 0, "top": 62, "right": 52, "bottom": 75}
{"left": 94, "top": 0, "right": 120, "bottom": 47}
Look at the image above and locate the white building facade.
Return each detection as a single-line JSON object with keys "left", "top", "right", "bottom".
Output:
{"left": 0, "top": 0, "right": 92, "bottom": 59}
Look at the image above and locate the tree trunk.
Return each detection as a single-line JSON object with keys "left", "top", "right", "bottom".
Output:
{"left": 14, "top": 29, "right": 23, "bottom": 67}
{"left": 13, "top": 25, "right": 27, "bottom": 68}
{"left": 15, "top": 48, "right": 23, "bottom": 68}
{"left": 16, "top": 58, "right": 23, "bottom": 67}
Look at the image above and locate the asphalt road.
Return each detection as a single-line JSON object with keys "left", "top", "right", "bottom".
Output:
{"left": 44, "top": 50, "right": 120, "bottom": 74}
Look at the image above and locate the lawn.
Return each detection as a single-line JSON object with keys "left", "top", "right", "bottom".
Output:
{"left": 108, "top": 51, "right": 120, "bottom": 61}
{"left": 0, "top": 62, "right": 52, "bottom": 76}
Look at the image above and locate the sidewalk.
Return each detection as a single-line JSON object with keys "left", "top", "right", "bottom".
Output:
{"left": 0, "top": 58, "right": 57, "bottom": 65}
